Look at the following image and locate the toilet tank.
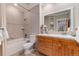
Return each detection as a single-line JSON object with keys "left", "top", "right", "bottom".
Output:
{"left": 29, "top": 35, "right": 36, "bottom": 43}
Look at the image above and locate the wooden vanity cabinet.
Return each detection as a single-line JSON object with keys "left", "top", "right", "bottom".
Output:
{"left": 36, "top": 35, "right": 79, "bottom": 56}
{"left": 37, "top": 36, "right": 52, "bottom": 56}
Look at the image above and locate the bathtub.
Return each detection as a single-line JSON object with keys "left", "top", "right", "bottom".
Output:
{"left": 5, "top": 38, "right": 27, "bottom": 56}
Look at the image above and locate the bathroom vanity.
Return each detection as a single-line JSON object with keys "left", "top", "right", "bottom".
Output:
{"left": 36, "top": 34, "right": 79, "bottom": 56}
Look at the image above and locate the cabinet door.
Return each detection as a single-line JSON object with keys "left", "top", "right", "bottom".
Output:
{"left": 37, "top": 36, "right": 53, "bottom": 56}
{"left": 44, "top": 38, "right": 53, "bottom": 56}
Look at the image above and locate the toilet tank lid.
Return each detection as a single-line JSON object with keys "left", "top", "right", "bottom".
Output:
{"left": 30, "top": 35, "right": 36, "bottom": 43}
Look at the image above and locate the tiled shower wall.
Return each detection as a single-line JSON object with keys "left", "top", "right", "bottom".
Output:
{"left": 6, "top": 4, "right": 24, "bottom": 40}
{"left": 6, "top": 4, "right": 40, "bottom": 40}
{"left": 24, "top": 11, "right": 32, "bottom": 38}
{"left": 24, "top": 5, "right": 40, "bottom": 37}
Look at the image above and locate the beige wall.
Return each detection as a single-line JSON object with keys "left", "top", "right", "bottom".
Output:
{"left": 31, "top": 5, "right": 40, "bottom": 35}
{"left": 41, "top": 3, "right": 79, "bottom": 29}
{"left": 6, "top": 4, "right": 24, "bottom": 40}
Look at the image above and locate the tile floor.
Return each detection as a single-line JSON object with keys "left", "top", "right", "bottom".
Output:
{"left": 20, "top": 49, "right": 45, "bottom": 56}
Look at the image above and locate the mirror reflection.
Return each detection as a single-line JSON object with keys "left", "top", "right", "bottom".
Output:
{"left": 44, "top": 10, "right": 70, "bottom": 34}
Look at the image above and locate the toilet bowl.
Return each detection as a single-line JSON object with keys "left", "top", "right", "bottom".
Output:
{"left": 23, "top": 35, "right": 36, "bottom": 55}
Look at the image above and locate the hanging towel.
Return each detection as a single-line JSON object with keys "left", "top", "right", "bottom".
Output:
{"left": 4, "top": 27, "right": 9, "bottom": 39}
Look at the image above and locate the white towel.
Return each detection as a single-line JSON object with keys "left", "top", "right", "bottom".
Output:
{"left": 0, "top": 27, "right": 9, "bottom": 40}
{"left": 4, "top": 27, "right": 9, "bottom": 39}
{"left": 0, "top": 30, "right": 3, "bottom": 38}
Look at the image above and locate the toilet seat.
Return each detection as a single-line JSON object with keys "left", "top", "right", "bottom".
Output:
{"left": 23, "top": 35, "right": 36, "bottom": 50}
{"left": 24, "top": 43, "right": 34, "bottom": 49}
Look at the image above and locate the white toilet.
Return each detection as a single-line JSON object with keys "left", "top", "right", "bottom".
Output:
{"left": 23, "top": 35, "right": 36, "bottom": 55}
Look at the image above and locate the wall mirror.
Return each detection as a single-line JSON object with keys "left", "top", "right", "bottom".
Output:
{"left": 44, "top": 8, "right": 74, "bottom": 34}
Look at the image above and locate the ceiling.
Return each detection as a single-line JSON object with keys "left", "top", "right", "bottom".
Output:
{"left": 7, "top": 3, "right": 39, "bottom": 13}
{"left": 17, "top": 3, "right": 38, "bottom": 13}
{"left": 18, "top": 3, "right": 38, "bottom": 11}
